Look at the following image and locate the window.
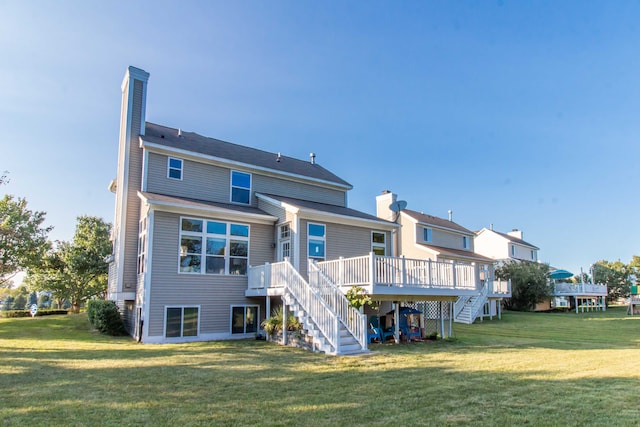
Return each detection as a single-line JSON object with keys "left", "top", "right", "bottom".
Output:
{"left": 423, "top": 227, "right": 432, "bottom": 243}
{"left": 308, "top": 223, "right": 325, "bottom": 260}
{"left": 231, "top": 305, "right": 259, "bottom": 334}
{"left": 531, "top": 250, "right": 536, "bottom": 261}
{"left": 462, "top": 236, "right": 470, "bottom": 249}
{"left": 511, "top": 245, "right": 516, "bottom": 257}
{"left": 278, "top": 224, "right": 291, "bottom": 261}
{"left": 372, "top": 231, "right": 386, "bottom": 256}
{"left": 230, "top": 171, "right": 251, "bottom": 204}
{"left": 167, "top": 157, "right": 183, "bottom": 180}
{"left": 165, "top": 306, "right": 199, "bottom": 338}
{"left": 179, "top": 217, "right": 249, "bottom": 275}
{"left": 137, "top": 218, "right": 147, "bottom": 274}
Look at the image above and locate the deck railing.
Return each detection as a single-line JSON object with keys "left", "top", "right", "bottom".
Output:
{"left": 308, "top": 261, "right": 367, "bottom": 350}
{"left": 315, "top": 253, "right": 478, "bottom": 290}
{"left": 270, "top": 260, "right": 339, "bottom": 351}
{"left": 491, "top": 279, "right": 511, "bottom": 296}
{"left": 554, "top": 282, "right": 607, "bottom": 296}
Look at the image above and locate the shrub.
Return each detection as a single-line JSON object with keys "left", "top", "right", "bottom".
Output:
{"left": 87, "top": 300, "right": 126, "bottom": 336}
{"left": 0, "top": 309, "right": 68, "bottom": 318}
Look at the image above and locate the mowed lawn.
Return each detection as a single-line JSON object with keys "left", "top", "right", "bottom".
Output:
{"left": 2, "top": 307, "right": 640, "bottom": 426}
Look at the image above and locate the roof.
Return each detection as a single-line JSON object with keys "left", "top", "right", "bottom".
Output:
{"left": 142, "top": 122, "right": 352, "bottom": 188}
{"left": 257, "top": 193, "right": 397, "bottom": 226}
{"left": 488, "top": 229, "right": 539, "bottom": 249}
{"left": 139, "top": 191, "right": 277, "bottom": 223}
{"left": 416, "top": 243, "right": 495, "bottom": 262}
{"left": 402, "top": 209, "right": 473, "bottom": 234}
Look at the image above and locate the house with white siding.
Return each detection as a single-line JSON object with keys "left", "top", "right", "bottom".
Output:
{"left": 474, "top": 227, "right": 539, "bottom": 263}
{"left": 108, "top": 66, "right": 503, "bottom": 354}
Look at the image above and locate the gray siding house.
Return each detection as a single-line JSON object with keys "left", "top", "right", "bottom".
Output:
{"left": 107, "top": 66, "right": 398, "bottom": 346}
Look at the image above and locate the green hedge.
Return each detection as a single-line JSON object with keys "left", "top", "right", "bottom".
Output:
{"left": 86, "top": 300, "right": 127, "bottom": 336}
{"left": 0, "top": 309, "right": 69, "bottom": 318}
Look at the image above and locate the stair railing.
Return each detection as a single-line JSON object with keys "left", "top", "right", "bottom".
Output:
{"left": 271, "top": 259, "right": 339, "bottom": 353}
{"left": 467, "top": 282, "right": 490, "bottom": 323}
{"left": 309, "top": 260, "right": 367, "bottom": 351}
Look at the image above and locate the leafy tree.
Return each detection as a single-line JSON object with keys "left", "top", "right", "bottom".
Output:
{"left": 3, "top": 295, "right": 13, "bottom": 310}
{"left": 593, "top": 260, "right": 630, "bottom": 303}
{"left": 37, "top": 292, "right": 50, "bottom": 309}
{"left": 28, "top": 291, "right": 37, "bottom": 307}
{"left": 0, "top": 194, "right": 52, "bottom": 286}
{"left": 496, "top": 260, "right": 551, "bottom": 311}
{"left": 12, "top": 293, "right": 27, "bottom": 310}
{"left": 27, "top": 216, "right": 112, "bottom": 313}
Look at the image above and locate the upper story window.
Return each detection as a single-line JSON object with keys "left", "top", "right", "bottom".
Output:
{"left": 308, "top": 223, "right": 326, "bottom": 260}
{"left": 372, "top": 231, "right": 386, "bottom": 256}
{"left": 462, "top": 236, "right": 470, "bottom": 249}
{"left": 179, "top": 217, "right": 249, "bottom": 275}
{"left": 511, "top": 245, "right": 516, "bottom": 257}
{"left": 531, "top": 250, "right": 536, "bottom": 261}
{"left": 167, "top": 157, "right": 183, "bottom": 180}
{"left": 423, "top": 227, "right": 432, "bottom": 243}
{"left": 137, "top": 218, "right": 147, "bottom": 275}
{"left": 231, "top": 171, "right": 251, "bottom": 204}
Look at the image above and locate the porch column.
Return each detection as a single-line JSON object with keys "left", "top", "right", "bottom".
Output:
{"left": 265, "top": 296, "right": 270, "bottom": 320}
{"left": 282, "top": 296, "right": 287, "bottom": 345}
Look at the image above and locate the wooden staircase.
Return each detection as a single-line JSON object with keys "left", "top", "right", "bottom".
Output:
{"left": 454, "top": 283, "right": 489, "bottom": 324}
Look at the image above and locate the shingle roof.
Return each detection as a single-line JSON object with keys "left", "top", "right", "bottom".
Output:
{"left": 416, "top": 243, "right": 495, "bottom": 262}
{"left": 142, "top": 122, "right": 352, "bottom": 188}
{"left": 403, "top": 209, "right": 473, "bottom": 234}
{"left": 491, "top": 229, "right": 539, "bottom": 249}
{"left": 258, "top": 193, "right": 396, "bottom": 225}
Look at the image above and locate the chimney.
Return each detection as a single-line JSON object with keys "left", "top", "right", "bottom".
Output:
{"left": 448, "top": 210, "right": 453, "bottom": 222}
{"left": 507, "top": 229, "right": 523, "bottom": 240}
{"left": 310, "top": 152, "right": 316, "bottom": 164}
{"left": 490, "top": 223, "right": 493, "bottom": 231}
{"left": 376, "top": 190, "right": 397, "bottom": 221}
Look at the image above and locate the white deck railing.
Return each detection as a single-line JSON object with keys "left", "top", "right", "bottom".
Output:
{"left": 315, "top": 253, "right": 478, "bottom": 290}
{"left": 270, "top": 260, "right": 340, "bottom": 352}
{"left": 490, "top": 279, "right": 511, "bottom": 296}
{"left": 308, "top": 261, "right": 367, "bottom": 350}
{"left": 554, "top": 282, "right": 607, "bottom": 296}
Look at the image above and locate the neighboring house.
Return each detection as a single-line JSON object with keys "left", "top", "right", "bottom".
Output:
{"left": 108, "top": 66, "right": 399, "bottom": 350}
{"left": 474, "top": 227, "right": 539, "bottom": 263}
{"left": 375, "top": 191, "right": 511, "bottom": 325}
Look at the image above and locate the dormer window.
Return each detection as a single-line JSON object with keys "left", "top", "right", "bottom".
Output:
{"left": 167, "top": 157, "right": 183, "bottom": 180}
{"left": 423, "top": 227, "right": 432, "bottom": 243}
{"left": 230, "top": 171, "right": 251, "bottom": 204}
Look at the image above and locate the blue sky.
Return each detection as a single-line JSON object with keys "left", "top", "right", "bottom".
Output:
{"left": 1, "top": 1, "right": 639, "bottom": 276}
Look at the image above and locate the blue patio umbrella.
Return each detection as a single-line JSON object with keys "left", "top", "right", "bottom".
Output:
{"left": 549, "top": 269, "right": 573, "bottom": 280}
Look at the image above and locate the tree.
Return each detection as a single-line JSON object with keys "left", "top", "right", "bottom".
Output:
{"left": 593, "top": 260, "right": 630, "bottom": 303}
{"left": 0, "top": 194, "right": 52, "bottom": 286}
{"left": 3, "top": 295, "right": 13, "bottom": 310}
{"left": 496, "top": 260, "right": 551, "bottom": 311}
{"left": 27, "top": 216, "right": 112, "bottom": 313}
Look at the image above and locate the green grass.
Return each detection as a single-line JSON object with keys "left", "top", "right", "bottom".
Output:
{"left": 2, "top": 307, "right": 640, "bottom": 426}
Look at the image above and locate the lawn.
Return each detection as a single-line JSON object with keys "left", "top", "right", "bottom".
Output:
{"left": 1, "top": 307, "right": 639, "bottom": 426}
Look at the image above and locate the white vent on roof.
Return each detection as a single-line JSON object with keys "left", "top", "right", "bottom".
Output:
{"left": 310, "top": 152, "right": 316, "bottom": 164}
{"left": 178, "top": 128, "right": 182, "bottom": 137}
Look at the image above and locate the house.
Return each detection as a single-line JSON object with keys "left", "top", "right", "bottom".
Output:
{"left": 108, "top": 66, "right": 502, "bottom": 355}
{"left": 107, "top": 66, "right": 400, "bottom": 351}
{"left": 474, "top": 226, "right": 539, "bottom": 263}
{"left": 375, "top": 191, "right": 510, "bottom": 325}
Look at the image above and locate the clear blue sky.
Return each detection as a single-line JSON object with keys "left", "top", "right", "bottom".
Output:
{"left": 1, "top": 1, "right": 639, "bottom": 276}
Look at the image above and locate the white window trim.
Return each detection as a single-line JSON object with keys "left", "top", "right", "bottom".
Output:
{"left": 178, "top": 216, "right": 250, "bottom": 276}
{"left": 230, "top": 170, "right": 252, "bottom": 205}
{"left": 307, "top": 222, "right": 326, "bottom": 260}
{"left": 371, "top": 231, "right": 386, "bottom": 256}
{"left": 230, "top": 305, "right": 260, "bottom": 335}
{"left": 164, "top": 305, "right": 200, "bottom": 339}
{"left": 167, "top": 157, "right": 183, "bottom": 180}
{"left": 423, "top": 227, "right": 433, "bottom": 243}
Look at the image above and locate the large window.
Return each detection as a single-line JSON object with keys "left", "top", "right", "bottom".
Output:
{"left": 165, "top": 306, "right": 199, "bottom": 338}
{"left": 231, "top": 305, "right": 259, "bottom": 334}
{"left": 230, "top": 171, "right": 251, "bottom": 204}
{"left": 179, "top": 217, "right": 249, "bottom": 275}
{"left": 372, "top": 231, "right": 386, "bottom": 256}
{"left": 167, "top": 157, "right": 183, "bottom": 180}
{"left": 423, "top": 227, "right": 432, "bottom": 243}
{"left": 308, "top": 223, "right": 325, "bottom": 260}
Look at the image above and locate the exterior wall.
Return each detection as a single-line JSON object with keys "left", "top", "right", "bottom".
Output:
{"left": 512, "top": 244, "right": 537, "bottom": 262}
{"left": 298, "top": 219, "right": 390, "bottom": 278}
{"left": 474, "top": 231, "right": 509, "bottom": 260}
{"left": 145, "top": 151, "right": 346, "bottom": 207}
{"left": 146, "top": 211, "right": 273, "bottom": 340}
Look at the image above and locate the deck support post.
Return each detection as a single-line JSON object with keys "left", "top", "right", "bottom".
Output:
{"left": 282, "top": 295, "right": 287, "bottom": 345}
{"left": 448, "top": 301, "right": 453, "bottom": 338}
{"left": 439, "top": 302, "right": 445, "bottom": 339}
{"left": 575, "top": 296, "right": 578, "bottom": 314}
{"left": 266, "top": 296, "right": 270, "bottom": 320}
{"left": 394, "top": 303, "right": 400, "bottom": 344}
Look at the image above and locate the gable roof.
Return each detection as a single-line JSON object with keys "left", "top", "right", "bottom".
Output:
{"left": 402, "top": 209, "right": 473, "bottom": 234}
{"left": 257, "top": 193, "right": 397, "bottom": 228}
{"left": 141, "top": 122, "right": 352, "bottom": 189}
{"left": 486, "top": 229, "right": 539, "bottom": 250}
